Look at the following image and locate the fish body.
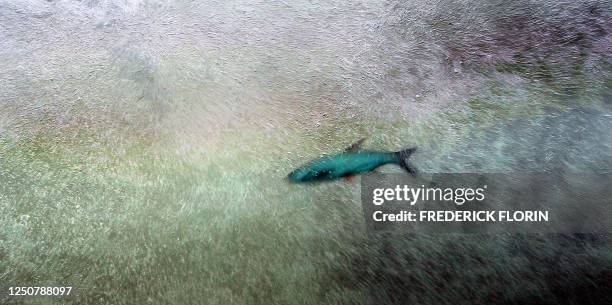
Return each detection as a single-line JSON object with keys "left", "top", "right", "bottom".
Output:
{"left": 287, "top": 139, "right": 417, "bottom": 183}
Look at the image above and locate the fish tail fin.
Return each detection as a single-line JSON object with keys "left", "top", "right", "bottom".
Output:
{"left": 395, "top": 147, "right": 418, "bottom": 177}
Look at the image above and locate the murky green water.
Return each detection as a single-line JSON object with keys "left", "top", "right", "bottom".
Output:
{"left": 1, "top": 1, "right": 610, "bottom": 304}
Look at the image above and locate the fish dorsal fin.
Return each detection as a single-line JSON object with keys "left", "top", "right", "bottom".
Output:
{"left": 345, "top": 138, "right": 366, "bottom": 152}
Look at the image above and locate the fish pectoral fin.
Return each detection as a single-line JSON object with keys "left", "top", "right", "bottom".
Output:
{"left": 343, "top": 174, "right": 355, "bottom": 182}
{"left": 344, "top": 138, "right": 366, "bottom": 152}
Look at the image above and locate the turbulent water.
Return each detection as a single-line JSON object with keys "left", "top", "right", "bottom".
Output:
{"left": 1, "top": 1, "right": 611, "bottom": 304}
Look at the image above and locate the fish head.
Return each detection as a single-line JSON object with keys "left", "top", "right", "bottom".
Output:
{"left": 286, "top": 167, "right": 310, "bottom": 183}
{"left": 286, "top": 166, "right": 333, "bottom": 183}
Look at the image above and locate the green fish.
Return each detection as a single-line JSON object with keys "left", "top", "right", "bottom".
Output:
{"left": 287, "top": 139, "right": 417, "bottom": 183}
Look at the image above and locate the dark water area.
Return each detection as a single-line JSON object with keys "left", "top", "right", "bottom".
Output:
{"left": 336, "top": 233, "right": 612, "bottom": 305}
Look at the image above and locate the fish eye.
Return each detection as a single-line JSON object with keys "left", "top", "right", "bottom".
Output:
{"left": 311, "top": 170, "right": 331, "bottom": 179}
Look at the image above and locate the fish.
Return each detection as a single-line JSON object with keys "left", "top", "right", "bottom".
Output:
{"left": 286, "top": 138, "right": 417, "bottom": 183}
